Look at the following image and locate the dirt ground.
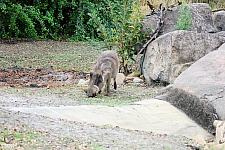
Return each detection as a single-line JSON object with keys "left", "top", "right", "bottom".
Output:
{"left": 0, "top": 41, "right": 200, "bottom": 149}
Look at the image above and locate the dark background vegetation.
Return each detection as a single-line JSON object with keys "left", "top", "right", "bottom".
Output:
{"left": 0, "top": 0, "right": 129, "bottom": 41}
{"left": 0, "top": 0, "right": 224, "bottom": 41}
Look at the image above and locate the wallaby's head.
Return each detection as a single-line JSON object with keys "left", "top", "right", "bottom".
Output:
{"left": 84, "top": 71, "right": 104, "bottom": 97}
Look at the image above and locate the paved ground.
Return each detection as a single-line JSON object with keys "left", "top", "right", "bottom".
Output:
{"left": 7, "top": 98, "right": 213, "bottom": 140}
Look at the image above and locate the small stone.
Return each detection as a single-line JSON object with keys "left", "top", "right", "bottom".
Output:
{"left": 78, "top": 79, "right": 86, "bottom": 85}
{"left": 213, "top": 120, "right": 225, "bottom": 144}
{"left": 133, "top": 77, "right": 143, "bottom": 83}
{"left": 111, "top": 73, "right": 125, "bottom": 85}
{"left": 193, "top": 134, "right": 206, "bottom": 145}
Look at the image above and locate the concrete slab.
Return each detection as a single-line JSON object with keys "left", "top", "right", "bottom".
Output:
{"left": 7, "top": 99, "right": 213, "bottom": 139}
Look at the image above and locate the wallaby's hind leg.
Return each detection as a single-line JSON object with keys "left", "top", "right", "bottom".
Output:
{"left": 104, "top": 73, "right": 111, "bottom": 96}
{"left": 113, "top": 77, "right": 117, "bottom": 90}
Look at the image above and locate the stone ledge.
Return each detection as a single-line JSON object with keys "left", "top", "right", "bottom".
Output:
{"left": 156, "top": 43, "right": 225, "bottom": 134}
{"left": 164, "top": 87, "right": 217, "bottom": 133}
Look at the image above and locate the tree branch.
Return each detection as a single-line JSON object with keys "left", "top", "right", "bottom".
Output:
{"left": 137, "top": 4, "right": 165, "bottom": 55}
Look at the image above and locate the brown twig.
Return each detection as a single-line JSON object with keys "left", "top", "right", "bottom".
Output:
{"left": 166, "top": 0, "right": 170, "bottom": 10}
{"left": 167, "top": 1, "right": 182, "bottom": 11}
{"left": 138, "top": 0, "right": 182, "bottom": 55}
{"left": 4, "top": 134, "right": 15, "bottom": 144}
{"left": 137, "top": 4, "right": 165, "bottom": 55}
{"left": 147, "top": 1, "right": 155, "bottom": 14}
{"left": 212, "top": 8, "right": 225, "bottom": 12}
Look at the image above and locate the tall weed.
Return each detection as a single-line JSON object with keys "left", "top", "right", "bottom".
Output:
{"left": 175, "top": 3, "right": 192, "bottom": 30}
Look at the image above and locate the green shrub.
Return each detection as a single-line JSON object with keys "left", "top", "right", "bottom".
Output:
{"left": 0, "top": 0, "right": 128, "bottom": 41}
{"left": 0, "top": 2, "right": 37, "bottom": 38}
{"left": 0, "top": 0, "right": 149, "bottom": 43}
{"left": 0, "top": 0, "right": 78, "bottom": 39}
{"left": 175, "top": 3, "right": 192, "bottom": 30}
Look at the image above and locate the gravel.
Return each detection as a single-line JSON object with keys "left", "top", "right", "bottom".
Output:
{"left": 1, "top": 107, "right": 197, "bottom": 150}
{"left": 0, "top": 41, "right": 199, "bottom": 149}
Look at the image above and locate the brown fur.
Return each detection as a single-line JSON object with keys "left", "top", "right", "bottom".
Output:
{"left": 84, "top": 50, "right": 119, "bottom": 97}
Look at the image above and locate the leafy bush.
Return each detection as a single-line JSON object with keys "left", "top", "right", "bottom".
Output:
{"left": 175, "top": 3, "right": 192, "bottom": 30}
{"left": 1, "top": 0, "right": 136, "bottom": 41}
{"left": 89, "top": 0, "right": 146, "bottom": 75}
{"left": 0, "top": 2, "right": 38, "bottom": 38}
{"left": 0, "top": 0, "right": 79, "bottom": 40}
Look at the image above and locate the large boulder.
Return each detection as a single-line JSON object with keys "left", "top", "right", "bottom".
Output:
{"left": 136, "top": 3, "right": 217, "bottom": 54}
{"left": 142, "top": 30, "right": 225, "bottom": 85}
{"left": 157, "top": 43, "right": 225, "bottom": 133}
{"left": 142, "top": 3, "right": 216, "bottom": 36}
{"left": 214, "top": 31, "right": 225, "bottom": 38}
{"left": 163, "top": 3, "right": 216, "bottom": 33}
{"left": 213, "top": 11, "right": 225, "bottom": 32}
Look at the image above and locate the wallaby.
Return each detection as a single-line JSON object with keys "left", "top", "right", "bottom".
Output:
{"left": 84, "top": 50, "right": 119, "bottom": 97}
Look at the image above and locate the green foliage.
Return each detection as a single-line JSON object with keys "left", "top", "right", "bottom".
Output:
{"left": 0, "top": 0, "right": 78, "bottom": 39}
{"left": 1, "top": 0, "right": 138, "bottom": 41}
{"left": 69, "top": 0, "right": 125, "bottom": 42}
{"left": 89, "top": 0, "right": 147, "bottom": 75}
{"left": 175, "top": 3, "right": 192, "bottom": 30}
{"left": 66, "top": 1, "right": 94, "bottom": 41}
{"left": 0, "top": 0, "right": 224, "bottom": 40}
{"left": 3, "top": 4, "right": 38, "bottom": 38}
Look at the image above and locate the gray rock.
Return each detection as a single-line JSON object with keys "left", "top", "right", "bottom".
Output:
{"left": 159, "top": 43, "right": 225, "bottom": 133}
{"left": 184, "top": 3, "right": 216, "bottom": 33}
{"left": 213, "top": 120, "right": 225, "bottom": 144}
{"left": 136, "top": 3, "right": 218, "bottom": 54}
{"left": 133, "top": 77, "right": 143, "bottom": 83}
{"left": 78, "top": 79, "right": 86, "bottom": 85}
{"left": 115, "top": 73, "right": 126, "bottom": 85}
{"left": 142, "top": 14, "right": 159, "bottom": 35}
{"left": 143, "top": 30, "right": 225, "bottom": 85}
{"left": 213, "top": 11, "right": 225, "bottom": 31}
{"left": 214, "top": 31, "right": 225, "bottom": 38}
{"left": 142, "top": 3, "right": 216, "bottom": 36}
{"left": 134, "top": 14, "right": 160, "bottom": 53}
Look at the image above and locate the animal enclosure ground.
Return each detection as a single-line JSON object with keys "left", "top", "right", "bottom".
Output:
{"left": 0, "top": 41, "right": 160, "bottom": 106}
{"left": 0, "top": 41, "right": 199, "bottom": 149}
